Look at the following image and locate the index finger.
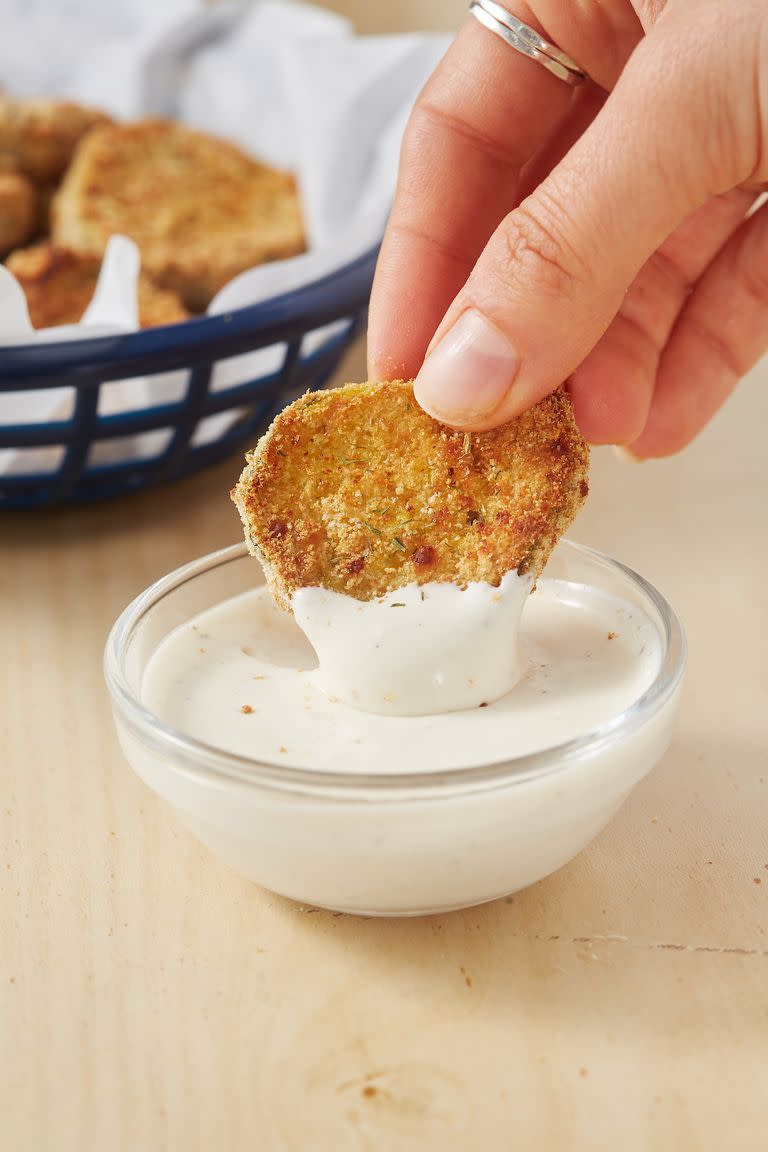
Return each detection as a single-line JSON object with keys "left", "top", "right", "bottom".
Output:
{"left": 367, "top": 0, "right": 646, "bottom": 383}
{"left": 367, "top": 13, "right": 575, "bottom": 382}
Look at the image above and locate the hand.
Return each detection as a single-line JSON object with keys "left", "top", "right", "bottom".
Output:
{"left": 367, "top": 0, "right": 768, "bottom": 457}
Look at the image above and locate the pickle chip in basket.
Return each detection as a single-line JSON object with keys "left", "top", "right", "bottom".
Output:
{"left": 6, "top": 241, "right": 188, "bottom": 328}
{"left": 53, "top": 119, "right": 306, "bottom": 311}
{"left": 0, "top": 96, "right": 111, "bottom": 183}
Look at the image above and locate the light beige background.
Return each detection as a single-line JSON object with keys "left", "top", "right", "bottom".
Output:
{"left": 2, "top": 2, "right": 768, "bottom": 1150}
{"left": 316, "top": 0, "right": 467, "bottom": 32}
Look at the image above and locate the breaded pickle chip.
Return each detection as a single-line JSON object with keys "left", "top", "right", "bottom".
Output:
{"left": 6, "top": 242, "right": 188, "bottom": 328}
{"left": 53, "top": 119, "right": 305, "bottom": 310}
{"left": 0, "top": 97, "right": 111, "bottom": 182}
{"left": 0, "top": 167, "right": 35, "bottom": 254}
{"left": 232, "top": 380, "right": 589, "bottom": 610}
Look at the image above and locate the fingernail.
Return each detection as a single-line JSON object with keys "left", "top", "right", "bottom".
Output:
{"left": 414, "top": 310, "right": 520, "bottom": 424}
{"left": 613, "top": 445, "right": 643, "bottom": 463}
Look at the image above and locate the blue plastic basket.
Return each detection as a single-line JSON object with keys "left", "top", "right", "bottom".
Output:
{"left": 0, "top": 246, "right": 378, "bottom": 509}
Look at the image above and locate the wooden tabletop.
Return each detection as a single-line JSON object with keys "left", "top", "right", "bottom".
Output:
{"left": 2, "top": 334, "right": 767, "bottom": 1150}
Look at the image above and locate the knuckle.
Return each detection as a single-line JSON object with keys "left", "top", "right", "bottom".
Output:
{"left": 685, "top": 313, "right": 747, "bottom": 381}
{"left": 404, "top": 99, "right": 436, "bottom": 149}
{"left": 739, "top": 243, "right": 768, "bottom": 312}
{"left": 742, "top": 266, "right": 768, "bottom": 314}
{"left": 635, "top": 0, "right": 667, "bottom": 26}
{"left": 489, "top": 191, "right": 590, "bottom": 301}
{"left": 399, "top": 101, "right": 434, "bottom": 168}
{"left": 648, "top": 5, "right": 767, "bottom": 188}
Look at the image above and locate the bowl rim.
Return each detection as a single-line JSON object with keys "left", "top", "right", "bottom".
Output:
{"left": 104, "top": 539, "right": 686, "bottom": 798}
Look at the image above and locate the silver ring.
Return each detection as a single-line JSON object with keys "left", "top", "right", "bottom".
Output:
{"left": 469, "top": 0, "right": 587, "bottom": 86}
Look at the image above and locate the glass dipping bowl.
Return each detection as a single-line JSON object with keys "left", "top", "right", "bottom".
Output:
{"left": 104, "top": 540, "right": 686, "bottom": 917}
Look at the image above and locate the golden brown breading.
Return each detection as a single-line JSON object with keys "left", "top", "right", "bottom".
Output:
{"left": 0, "top": 96, "right": 111, "bottom": 183}
{"left": 0, "top": 166, "right": 36, "bottom": 254}
{"left": 33, "top": 181, "right": 56, "bottom": 237}
{"left": 232, "top": 380, "right": 589, "bottom": 610}
{"left": 5, "top": 242, "right": 189, "bottom": 329}
{"left": 52, "top": 119, "right": 306, "bottom": 311}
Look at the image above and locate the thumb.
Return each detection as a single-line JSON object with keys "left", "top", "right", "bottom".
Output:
{"left": 413, "top": 8, "right": 754, "bottom": 430}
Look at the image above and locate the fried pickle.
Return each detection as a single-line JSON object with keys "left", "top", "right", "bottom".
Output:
{"left": 0, "top": 96, "right": 111, "bottom": 183}
{"left": 6, "top": 241, "right": 188, "bottom": 328}
{"left": 0, "top": 165, "right": 36, "bottom": 254}
{"left": 53, "top": 119, "right": 305, "bottom": 311}
{"left": 232, "top": 380, "right": 589, "bottom": 610}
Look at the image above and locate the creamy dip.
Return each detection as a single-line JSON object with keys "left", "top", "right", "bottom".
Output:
{"left": 142, "top": 581, "right": 661, "bottom": 774}
{"left": 292, "top": 571, "right": 533, "bottom": 716}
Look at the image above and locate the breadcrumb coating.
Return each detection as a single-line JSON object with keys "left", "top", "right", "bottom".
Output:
{"left": 0, "top": 96, "right": 111, "bottom": 182}
{"left": 232, "top": 380, "right": 589, "bottom": 610}
{"left": 0, "top": 166, "right": 36, "bottom": 254}
{"left": 52, "top": 119, "right": 305, "bottom": 310}
{"left": 6, "top": 242, "right": 188, "bottom": 328}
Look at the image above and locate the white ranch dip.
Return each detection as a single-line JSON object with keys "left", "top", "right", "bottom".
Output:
{"left": 142, "top": 580, "right": 661, "bottom": 773}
